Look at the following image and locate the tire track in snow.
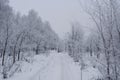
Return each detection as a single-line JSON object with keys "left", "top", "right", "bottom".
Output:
{"left": 40, "top": 53, "right": 81, "bottom": 80}
{"left": 29, "top": 54, "right": 56, "bottom": 80}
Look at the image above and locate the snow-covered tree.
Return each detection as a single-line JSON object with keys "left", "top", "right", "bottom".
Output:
{"left": 0, "top": 0, "right": 13, "bottom": 66}
{"left": 85, "top": 0, "right": 120, "bottom": 80}
{"left": 0, "top": 2, "right": 60, "bottom": 78}
{"left": 66, "top": 22, "right": 84, "bottom": 62}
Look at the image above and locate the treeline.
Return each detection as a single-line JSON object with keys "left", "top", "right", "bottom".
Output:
{"left": 0, "top": 0, "right": 59, "bottom": 78}
{"left": 85, "top": 0, "right": 120, "bottom": 80}
{"left": 65, "top": 0, "right": 120, "bottom": 80}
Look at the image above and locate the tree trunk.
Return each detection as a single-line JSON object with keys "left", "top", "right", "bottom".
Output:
{"left": 36, "top": 44, "right": 39, "bottom": 55}
{"left": 106, "top": 51, "right": 111, "bottom": 80}
{"left": 18, "top": 48, "right": 21, "bottom": 61}
{"left": 13, "top": 46, "right": 16, "bottom": 64}
{"left": 2, "top": 35, "right": 8, "bottom": 66}
{"left": 13, "top": 33, "right": 22, "bottom": 64}
{"left": 18, "top": 36, "right": 24, "bottom": 61}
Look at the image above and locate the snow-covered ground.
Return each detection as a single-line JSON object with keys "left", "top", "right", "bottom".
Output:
{"left": 4, "top": 51, "right": 101, "bottom": 80}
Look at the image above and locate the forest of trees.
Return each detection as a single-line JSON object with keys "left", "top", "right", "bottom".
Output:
{"left": 65, "top": 0, "right": 120, "bottom": 80}
{"left": 86, "top": 0, "right": 120, "bottom": 80}
{"left": 0, "top": 0, "right": 60, "bottom": 78}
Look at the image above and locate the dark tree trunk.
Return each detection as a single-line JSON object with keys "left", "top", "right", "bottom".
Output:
{"left": 2, "top": 35, "right": 8, "bottom": 66}
{"left": 36, "top": 44, "right": 39, "bottom": 55}
{"left": 18, "top": 36, "right": 24, "bottom": 61}
{"left": 106, "top": 51, "right": 111, "bottom": 80}
{"left": 13, "top": 46, "right": 16, "bottom": 64}
{"left": 17, "top": 50, "right": 20, "bottom": 61}
{"left": 13, "top": 33, "right": 22, "bottom": 64}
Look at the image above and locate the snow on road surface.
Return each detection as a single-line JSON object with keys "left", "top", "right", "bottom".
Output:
{"left": 40, "top": 53, "right": 81, "bottom": 80}
{"left": 6, "top": 51, "right": 101, "bottom": 80}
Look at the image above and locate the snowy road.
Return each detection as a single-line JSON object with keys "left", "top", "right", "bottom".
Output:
{"left": 6, "top": 52, "right": 101, "bottom": 80}
{"left": 39, "top": 53, "right": 81, "bottom": 80}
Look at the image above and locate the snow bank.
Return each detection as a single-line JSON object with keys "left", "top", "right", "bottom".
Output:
{"left": 83, "top": 67, "right": 102, "bottom": 80}
{"left": 5, "top": 53, "right": 52, "bottom": 80}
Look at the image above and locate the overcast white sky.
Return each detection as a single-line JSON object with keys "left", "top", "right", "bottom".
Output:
{"left": 9, "top": 0, "right": 93, "bottom": 38}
